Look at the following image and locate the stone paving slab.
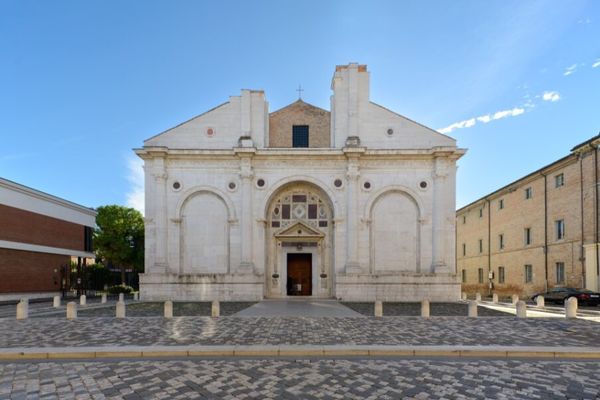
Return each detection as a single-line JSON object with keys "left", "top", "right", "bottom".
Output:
{"left": 1, "top": 316, "right": 599, "bottom": 348}
{"left": 1, "top": 358, "right": 599, "bottom": 399}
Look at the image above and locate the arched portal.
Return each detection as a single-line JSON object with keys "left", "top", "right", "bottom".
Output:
{"left": 264, "top": 182, "right": 334, "bottom": 298}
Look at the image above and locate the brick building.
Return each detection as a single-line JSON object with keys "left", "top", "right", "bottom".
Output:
{"left": 456, "top": 134, "right": 600, "bottom": 297}
{"left": 0, "top": 178, "right": 96, "bottom": 300}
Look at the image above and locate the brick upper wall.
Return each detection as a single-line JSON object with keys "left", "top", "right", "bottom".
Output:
{"left": 0, "top": 204, "right": 85, "bottom": 251}
{"left": 269, "top": 100, "right": 330, "bottom": 147}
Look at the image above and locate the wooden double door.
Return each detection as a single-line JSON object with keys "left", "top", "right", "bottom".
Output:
{"left": 286, "top": 253, "right": 312, "bottom": 296}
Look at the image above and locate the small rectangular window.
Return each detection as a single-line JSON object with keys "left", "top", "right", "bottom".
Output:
{"left": 556, "top": 262, "right": 565, "bottom": 284}
{"left": 462, "top": 243, "right": 466, "bottom": 256}
{"left": 499, "top": 234, "right": 504, "bottom": 250}
{"left": 499, "top": 199, "right": 504, "bottom": 210}
{"left": 555, "top": 219, "right": 565, "bottom": 240}
{"left": 292, "top": 125, "right": 309, "bottom": 148}
{"left": 462, "top": 269, "right": 467, "bottom": 283}
{"left": 478, "top": 268, "right": 484, "bottom": 284}
{"left": 555, "top": 173, "right": 564, "bottom": 188}
{"left": 524, "top": 227, "right": 532, "bottom": 246}
{"left": 479, "top": 208, "right": 483, "bottom": 218}
{"left": 525, "top": 187, "right": 532, "bottom": 199}
{"left": 463, "top": 215, "right": 466, "bottom": 224}
{"left": 524, "top": 264, "right": 533, "bottom": 283}
{"left": 478, "top": 239, "right": 483, "bottom": 254}
{"left": 498, "top": 266, "right": 505, "bottom": 284}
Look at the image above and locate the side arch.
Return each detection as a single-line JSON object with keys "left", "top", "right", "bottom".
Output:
{"left": 363, "top": 185, "right": 424, "bottom": 221}
{"left": 175, "top": 185, "right": 237, "bottom": 221}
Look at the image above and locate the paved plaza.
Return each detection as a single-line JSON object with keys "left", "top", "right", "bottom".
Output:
{"left": 1, "top": 358, "right": 600, "bottom": 399}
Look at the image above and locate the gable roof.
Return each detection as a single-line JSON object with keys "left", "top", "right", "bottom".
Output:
{"left": 269, "top": 99, "right": 330, "bottom": 115}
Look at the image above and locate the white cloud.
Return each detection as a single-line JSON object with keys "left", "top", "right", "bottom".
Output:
{"left": 564, "top": 64, "right": 578, "bottom": 76}
{"left": 125, "top": 156, "right": 145, "bottom": 215}
{"left": 438, "top": 107, "right": 525, "bottom": 134}
{"left": 593, "top": 59, "right": 600, "bottom": 68}
{"left": 542, "top": 91, "right": 561, "bottom": 102}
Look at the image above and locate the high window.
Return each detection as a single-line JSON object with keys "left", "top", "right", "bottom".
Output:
{"left": 462, "top": 243, "right": 466, "bottom": 256}
{"left": 556, "top": 262, "right": 565, "bottom": 284}
{"left": 524, "top": 264, "right": 533, "bottom": 283}
{"left": 525, "top": 187, "right": 532, "bottom": 199}
{"left": 462, "top": 215, "right": 466, "bottom": 224}
{"left": 462, "top": 269, "right": 467, "bottom": 283}
{"left": 479, "top": 208, "right": 483, "bottom": 218}
{"left": 292, "top": 125, "right": 309, "bottom": 148}
{"left": 555, "top": 173, "right": 564, "bottom": 188}
{"left": 498, "top": 199, "right": 504, "bottom": 210}
{"left": 499, "top": 234, "right": 504, "bottom": 250}
{"left": 498, "top": 266, "right": 505, "bottom": 284}
{"left": 555, "top": 219, "right": 565, "bottom": 240}
{"left": 524, "top": 227, "right": 532, "bottom": 246}
{"left": 478, "top": 268, "right": 484, "bottom": 284}
{"left": 479, "top": 239, "right": 483, "bottom": 254}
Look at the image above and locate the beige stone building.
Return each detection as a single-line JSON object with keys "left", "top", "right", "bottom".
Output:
{"left": 457, "top": 134, "right": 600, "bottom": 298}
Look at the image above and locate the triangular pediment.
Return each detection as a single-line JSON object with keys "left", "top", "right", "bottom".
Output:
{"left": 274, "top": 221, "right": 325, "bottom": 239}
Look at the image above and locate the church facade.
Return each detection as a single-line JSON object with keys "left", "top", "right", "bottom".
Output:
{"left": 136, "top": 63, "right": 465, "bottom": 301}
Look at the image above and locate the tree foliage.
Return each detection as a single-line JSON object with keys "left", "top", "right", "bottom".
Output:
{"left": 94, "top": 205, "right": 144, "bottom": 284}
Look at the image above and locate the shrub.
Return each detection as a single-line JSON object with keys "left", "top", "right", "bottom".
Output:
{"left": 107, "top": 285, "right": 134, "bottom": 294}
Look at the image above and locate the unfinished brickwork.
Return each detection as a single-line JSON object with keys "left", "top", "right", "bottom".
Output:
{"left": 268, "top": 100, "right": 330, "bottom": 148}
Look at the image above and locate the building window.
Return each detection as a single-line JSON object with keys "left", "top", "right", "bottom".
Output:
{"left": 555, "top": 219, "right": 565, "bottom": 240}
{"left": 524, "top": 264, "right": 533, "bottom": 283}
{"left": 556, "top": 262, "right": 565, "bottom": 284}
{"left": 555, "top": 173, "right": 564, "bottom": 188}
{"left": 462, "top": 243, "right": 466, "bottom": 256}
{"left": 524, "top": 227, "right": 532, "bottom": 246}
{"left": 478, "top": 239, "right": 483, "bottom": 254}
{"left": 462, "top": 269, "right": 467, "bottom": 283}
{"left": 498, "top": 266, "right": 505, "bottom": 284}
{"left": 525, "top": 187, "right": 532, "bottom": 199}
{"left": 292, "top": 125, "right": 309, "bottom": 148}
{"left": 462, "top": 215, "right": 466, "bottom": 224}
{"left": 499, "top": 234, "right": 504, "bottom": 250}
{"left": 478, "top": 268, "right": 484, "bottom": 284}
{"left": 499, "top": 199, "right": 504, "bottom": 210}
{"left": 479, "top": 208, "right": 483, "bottom": 218}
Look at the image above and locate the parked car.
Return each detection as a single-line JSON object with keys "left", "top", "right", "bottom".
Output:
{"left": 531, "top": 287, "right": 600, "bottom": 306}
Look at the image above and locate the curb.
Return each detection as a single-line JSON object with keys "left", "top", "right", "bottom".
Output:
{"left": 1, "top": 345, "right": 600, "bottom": 360}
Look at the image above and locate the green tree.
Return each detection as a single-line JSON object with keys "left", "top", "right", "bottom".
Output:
{"left": 94, "top": 205, "right": 144, "bottom": 285}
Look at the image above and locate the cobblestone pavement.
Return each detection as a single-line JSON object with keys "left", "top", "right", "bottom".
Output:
{"left": 1, "top": 358, "right": 599, "bottom": 399}
{"left": 1, "top": 316, "right": 599, "bottom": 348}
{"left": 343, "top": 302, "right": 511, "bottom": 316}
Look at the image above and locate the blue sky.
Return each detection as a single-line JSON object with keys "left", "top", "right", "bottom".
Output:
{"left": 1, "top": 0, "right": 599, "bottom": 211}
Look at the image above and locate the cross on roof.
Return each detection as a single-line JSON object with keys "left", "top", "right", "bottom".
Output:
{"left": 296, "top": 85, "right": 304, "bottom": 100}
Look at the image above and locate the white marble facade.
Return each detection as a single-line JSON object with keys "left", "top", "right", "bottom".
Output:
{"left": 137, "top": 63, "right": 465, "bottom": 301}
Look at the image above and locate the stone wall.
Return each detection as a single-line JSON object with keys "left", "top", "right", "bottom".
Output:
{"left": 268, "top": 100, "right": 330, "bottom": 148}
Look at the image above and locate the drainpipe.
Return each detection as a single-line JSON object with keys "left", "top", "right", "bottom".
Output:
{"left": 543, "top": 173, "right": 548, "bottom": 292}
{"left": 487, "top": 199, "right": 491, "bottom": 296}
{"left": 595, "top": 144, "right": 599, "bottom": 281}
{"left": 580, "top": 152, "right": 585, "bottom": 288}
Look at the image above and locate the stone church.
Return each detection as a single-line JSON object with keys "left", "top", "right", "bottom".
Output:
{"left": 136, "top": 63, "right": 465, "bottom": 301}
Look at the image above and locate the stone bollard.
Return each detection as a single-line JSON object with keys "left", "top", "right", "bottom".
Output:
{"left": 164, "top": 301, "right": 173, "bottom": 318}
{"left": 16, "top": 300, "right": 28, "bottom": 320}
{"left": 492, "top": 293, "right": 498, "bottom": 304}
{"left": 66, "top": 302, "right": 77, "bottom": 319}
{"left": 475, "top": 293, "right": 482, "bottom": 302}
{"left": 211, "top": 300, "right": 220, "bottom": 318}
{"left": 516, "top": 301, "right": 527, "bottom": 318}
{"left": 53, "top": 296, "right": 61, "bottom": 308}
{"left": 421, "top": 299, "right": 430, "bottom": 318}
{"left": 461, "top": 292, "right": 467, "bottom": 301}
{"left": 374, "top": 300, "right": 383, "bottom": 317}
{"left": 101, "top": 293, "right": 107, "bottom": 304}
{"left": 119, "top": 293, "right": 124, "bottom": 302}
{"left": 468, "top": 300, "right": 478, "bottom": 317}
{"left": 80, "top": 295, "right": 86, "bottom": 306}
{"left": 511, "top": 294, "right": 519, "bottom": 305}
{"left": 116, "top": 301, "right": 126, "bottom": 318}
{"left": 536, "top": 295, "right": 545, "bottom": 308}
{"left": 133, "top": 292, "right": 139, "bottom": 301}
{"left": 566, "top": 297, "right": 578, "bottom": 319}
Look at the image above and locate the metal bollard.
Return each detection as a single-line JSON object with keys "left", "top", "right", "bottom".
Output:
{"left": 66, "top": 302, "right": 77, "bottom": 319}
{"left": 374, "top": 300, "right": 383, "bottom": 317}
{"left": 164, "top": 301, "right": 173, "bottom": 318}
{"left": 516, "top": 301, "right": 527, "bottom": 318}
{"left": 53, "top": 296, "right": 61, "bottom": 308}
{"left": 565, "top": 297, "right": 578, "bottom": 319}
{"left": 116, "top": 301, "right": 126, "bottom": 318}
{"left": 468, "top": 300, "right": 478, "bottom": 317}
{"left": 16, "top": 300, "right": 28, "bottom": 320}
{"left": 421, "top": 299, "right": 430, "bottom": 318}
{"left": 211, "top": 300, "right": 220, "bottom": 317}
{"left": 536, "top": 295, "right": 545, "bottom": 308}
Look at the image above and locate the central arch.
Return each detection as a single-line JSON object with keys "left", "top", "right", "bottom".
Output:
{"left": 264, "top": 181, "right": 335, "bottom": 298}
